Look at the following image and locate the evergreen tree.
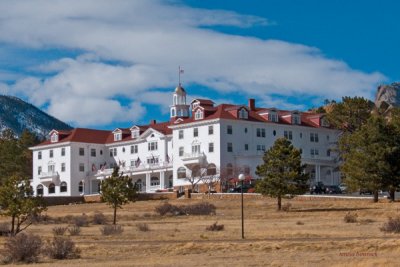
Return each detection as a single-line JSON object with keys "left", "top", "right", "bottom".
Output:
{"left": 0, "top": 175, "right": 47, "bottom": 235}
{"left": 100, "top": 167, "right": 137, "bottom": 225}
{"left": 255, "top": 138, "right": 309, "bottom": 210}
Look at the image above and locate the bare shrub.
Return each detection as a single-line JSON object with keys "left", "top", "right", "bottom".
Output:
{"left": 155, "top": 203, "right": 180, "bottom": 216}
{"left": 380, "top": 216, "right": 400, "bottom": 233}
{"left": 0, "top": 222, "right": 10, "bottom": 236}
{"left": 206, "top": 222, "right": 224, "bottom": 231}
{"left": 68, "top": 226, "right": 81, "bottom": 236}
{"left": 3, "top": 233, "right": 42, "bottom": 263}
{"left": 73, "top": 214, "right": 89, "bottom": 227}
{"left": 136, "top": 223, "right": 150, "bottom": 232}
{"left": 281, "top": 203, "right": 292, "bottom": 212}
{"left": 344, "top": 212, "right": 358, "bottom": 223}
{"left": 52, "top": 226, "right": 68, "bottom": 236}
{"left": 92, "top": 212, "right": 107, "bottom": 225}
{"left": 296, "top": 221, "right": 304, "bottom": 225}
{"left": 45, "top": 237, "right": 80, "bottom": 259}
{"left": 100, "top": 225, "right": 124, "bottom": 235}
{"left": 155, "top": 202, "right": 216, "bottom": 216}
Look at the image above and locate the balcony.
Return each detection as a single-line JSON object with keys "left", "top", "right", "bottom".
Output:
{"left": 94, "top": 162, "right": 173, "bottom": 178}
{"left": 181, "top": 152, "right": 206, "bottom": 168}
{"left": 39, "top": 171, "right": 60, "bottom": 184}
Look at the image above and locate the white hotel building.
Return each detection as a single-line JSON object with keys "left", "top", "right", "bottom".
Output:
{"left": 30, "top": 86, "right": 340, "bottom": 196}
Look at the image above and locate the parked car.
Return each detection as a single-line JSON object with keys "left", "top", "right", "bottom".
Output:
{"left": 338, "top": 183, "right": 347, "bottom": 193}
{"left": 310, "top": 182, "right": 326, "bottom": 194}
{"left": 325, "top": 185, "right": 342, "bottom": 194}
{"left": 229, "top": 184, "right": 254, "bottom": 193}
{"left": 359, "top": 188, "right": 373, "bottom": 195}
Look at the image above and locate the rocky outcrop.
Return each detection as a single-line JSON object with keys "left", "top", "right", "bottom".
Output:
{"left": 375, "top": 82, "right": 400, "bottom": 111}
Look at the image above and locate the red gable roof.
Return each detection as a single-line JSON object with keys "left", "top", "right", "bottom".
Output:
{"left": 35, "top": 128, "right": 111, "bottom": 147}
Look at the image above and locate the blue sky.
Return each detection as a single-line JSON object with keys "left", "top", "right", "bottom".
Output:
{"left": 0, "top": 0, "right": 398, "bottom": 130}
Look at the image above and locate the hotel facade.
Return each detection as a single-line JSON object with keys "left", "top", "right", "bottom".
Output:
{"left": 30, "top": 86, "right": 340, "bottom": 196}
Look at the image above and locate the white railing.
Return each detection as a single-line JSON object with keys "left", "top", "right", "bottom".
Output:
{"left": 182, "top": 152, "right": 205, "bottom": 160}
{"left": 94, "top": 162, "right": 173, "bottom": 176}
{"left": 39, "top": 171, "right": 59, "bottom": 179}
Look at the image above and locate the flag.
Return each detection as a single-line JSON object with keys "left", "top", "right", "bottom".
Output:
{"left": 152, "top": 154, "right": 156, "bottom": 161}
{"left": 180, "top": 68, "right": 184, "bottom": 74}
{"left": 135, "top": 157, "right": 141, "bottom": 167}
{"left": 166, "top": 154, "right": 170, "bottom": 163}
{"left": 92, "top": 163, "right": 96, "bottom": 172}
{"left": 118, "top": 159, "right": 122, "bottom": 166}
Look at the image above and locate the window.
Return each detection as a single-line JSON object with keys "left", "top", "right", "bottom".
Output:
{"left": 150, "top": 177, "right": 160, "bottom": 186}
{"left": 177, "top": 167, "right": 186, "bottom": 179}
{"left": 179, "top": 147, "right": 184, "bottom": 156}
{"left": 148, "top": 142, "right": 158, "bottom": 151}
{"left": 208, "top": 125, "right": 213, "bottom": 135}
{"left": 38, "top": 166, "right": 42, "bottom": 175}
{"left": 311, "top": 149, "right": 319, "bottom": 157}
{"left": 244, "top": 165, "right": 250, "bottom": 175}
{"left": 109, "top": 148, "right": 117, "bottom": 156}
{"left": 273, "top": 130, "right": 276, "bottom": 136}
{"left": 114, "top": 132, "right": 122, "bottom": 141}
{"left": 51, "top": 133, "right": 58, "bottom": 142}
{"left": 100, "top": 150, "right": 103, "bottom": 155}
{"left": 310, "top": 133, "right": 319, "bottom": 143}
{"left": 38, "top": 151, "right": 42, "bottom": 160}
{"left": 193, "top": 128, "right": 198, "bottom": 137}
{"left": 227, "top": 142, "right": 233, "bottom": 152}
{"left": 195, "top": 109, "right": 203, "bottom": 120}
{"left": 245, "top": 144, "right": 249, "bottom": 151}
{"left": 292, "top": 115, "right": 301, "bottom": 125}
{"left": 269, "top": 113, "right": 278, "bottom": 122}
{"left": 131, "top": 130, "right": 139, "bottom": 138}
{"left": 91, "top": 148, "right": 96, "bottom": 157}
{"left": 257, "top": 145, "right": 266, "bottom": 151}
{"left": 36, "top": 185, "right": 43, "bottom": 196}
{"left": 300, "top": 133, "right": 303, "bottom": 139}
{"left": 327, "top": 135, "right": 330, "bottom": 141}
{"left": 179, "top": 130, "right": 184, "bottom": 139}
{"left": 60, "top": 182, "right": 67, "bottom": 193}
{"left": 61, "top": 163, "right": 65, "bottom": 172}
{"left": 79, "top": 163, "right": 85, "bottom": 172}
{"left": 227, "top": 125, "right": 232, "bottom": 134}
{"left": 48, "top": 164, "right": 55, "bottom": 173}
{"left": 48, "top": 183, "right": 55, "bottom": 194}
{"left": 61, "top": 148, "right": 65, "bottom": 156}
{"left": 122, "top": 147, "right": 125, "bottom": 153}
{"left": 327, "top": 149, "right": 331, "bottom": 157}
{"left": 239, "top": 109, "right": 248, "bottom": 119}
{"left": 49, "top": 150, "right": 53, "bottom": 158}
{"left": 226, "top": 163, "right": 233, "bottom": 176}
{"left": 209, "top": 143, "right": 214, "bottom": 153}
{"left": 284, "top": 130, "right": 293, "bottom": 140}
{"left": 78, "top": 181, "right": 84, "bottom": 193}
{"left": 192, "top": 144, "right": 201, "bottom": 154}
{"left": 207, "top": 164, "right": 217, "bottom": 175}
{"left": 244, "top": 127, "right": 248, "bottom": 133}
{"left": 257, "top": 128, "right": 265, "bottom": 137}
{"left": 131, "top": 145, "right": 138, "bottom": 154}
{"left": 79, "top": 147, "right": 84, "bottom": 156}
{"left": 147, "top": 157, "right": 159, "bottom": 165}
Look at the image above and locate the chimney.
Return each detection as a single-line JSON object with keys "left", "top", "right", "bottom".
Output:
{"left": 249, "top": 98, "right": 255, "bottom": 111}
{"left": 150, "top": 119, "right": 156, "bottom": 125}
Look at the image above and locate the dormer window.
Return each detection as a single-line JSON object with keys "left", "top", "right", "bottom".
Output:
{"left": 114, "top": 132, "right": 122, "bottom": 141}
{"left": 192, "top": 102, "right": 199, "bottom": 110}
{"left": 321, "top": 118, "right": 330, "bottom": 127}
{"left": 195, "top": 109, "right": 203, "bottom": 120}
{"left": 292, "top": 115, "right": 301, "bottom": 125}
{"left": 131, "top": 130, "right": 140, "bottom": 138}
{"left": 50, "top": 133, "right": 58, "bottom": 143}
{"left": 238, "top": 108, "right": 248, "bottom": 119}
{"left": 269, "top": 113, "right": 278, "bottom": 122}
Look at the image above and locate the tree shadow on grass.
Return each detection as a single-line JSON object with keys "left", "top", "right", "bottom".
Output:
{"left": 291, "top": 207, "right": 375, "bottom": 213}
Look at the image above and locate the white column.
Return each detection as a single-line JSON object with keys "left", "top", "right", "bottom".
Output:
{"left": 315, "top": 164, "right": 321, "bottom": 182}
{"left": 160, "top": 171, "right": 165, "bottom": 189}
{"left": 331, "top": 167, "right": 334, "bottom": 185}
{"left": 146, "top": 173, "right": 151, "bottom": 192}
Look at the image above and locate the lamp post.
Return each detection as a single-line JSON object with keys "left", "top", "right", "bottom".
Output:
{"left": 238, "top": 173, "right": 245, "bottom": 239}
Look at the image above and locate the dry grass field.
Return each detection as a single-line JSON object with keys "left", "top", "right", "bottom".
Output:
{"left": 1, "top": 196, "right": 400, "bottom": 266}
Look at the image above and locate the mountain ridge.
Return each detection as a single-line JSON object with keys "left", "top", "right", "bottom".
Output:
{"left": 0, "top": 95, "right": 72, "bottom": 138}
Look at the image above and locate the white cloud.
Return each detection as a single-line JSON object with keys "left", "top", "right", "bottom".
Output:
{"left": 0, "top": 0, "right": 386, "bottom": 127}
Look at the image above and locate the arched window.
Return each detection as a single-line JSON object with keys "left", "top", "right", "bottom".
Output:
{"left": 177, "top": 167, "right": 186, "bottom": 179}
{"left": 48, "top": 183, "right": 55, "bottom": 194}
{"left": 195, "top": 109, "right": 203, "bottom": 120}
{"left": 36, "top": 184, "right": 43, "bottom": 196}
{"left": 238, "top": 108, "right": 248, "bottom": 119}
{"left": 60, "top": 182, "right": 67, "bottom": 193}
{"left": 207, "top": 164, "right": 217, "bottom": 175}
{"left": 78, "top": 181, "right": 84, "bottom": 193}
{"left": 151, "top": 177, "right": 160, "bottom": 186}
{"left": 226, "top": 163, "right": 233, "bottom": 176}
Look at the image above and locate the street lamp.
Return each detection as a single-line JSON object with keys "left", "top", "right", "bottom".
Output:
{"left": 238, "top": 173, "right": 245, "bottom": 239}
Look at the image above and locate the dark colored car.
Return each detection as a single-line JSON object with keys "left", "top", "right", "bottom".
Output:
{"left": 310, "top": 182, "right": 326, "bottom": 194}
{"left": 229, "top": 184, "right": 254, "bottom": 193}
{"left": 325, "top": 185, "right": 342, "bottom": 194}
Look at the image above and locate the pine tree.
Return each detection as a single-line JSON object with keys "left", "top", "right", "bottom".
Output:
{"left": 255, "top": 138, "right": 309, "bottom": 210}
{"left": 100, "top": 167, "right": 137, "bottom": 225}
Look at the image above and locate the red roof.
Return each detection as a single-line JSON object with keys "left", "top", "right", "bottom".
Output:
{"left": 35, "top": 128, "right": 111, "bottom": 147}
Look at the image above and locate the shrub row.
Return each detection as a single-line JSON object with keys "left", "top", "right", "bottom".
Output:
{"left": 155, "top": 202, "right": 216, "bottom": 216}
